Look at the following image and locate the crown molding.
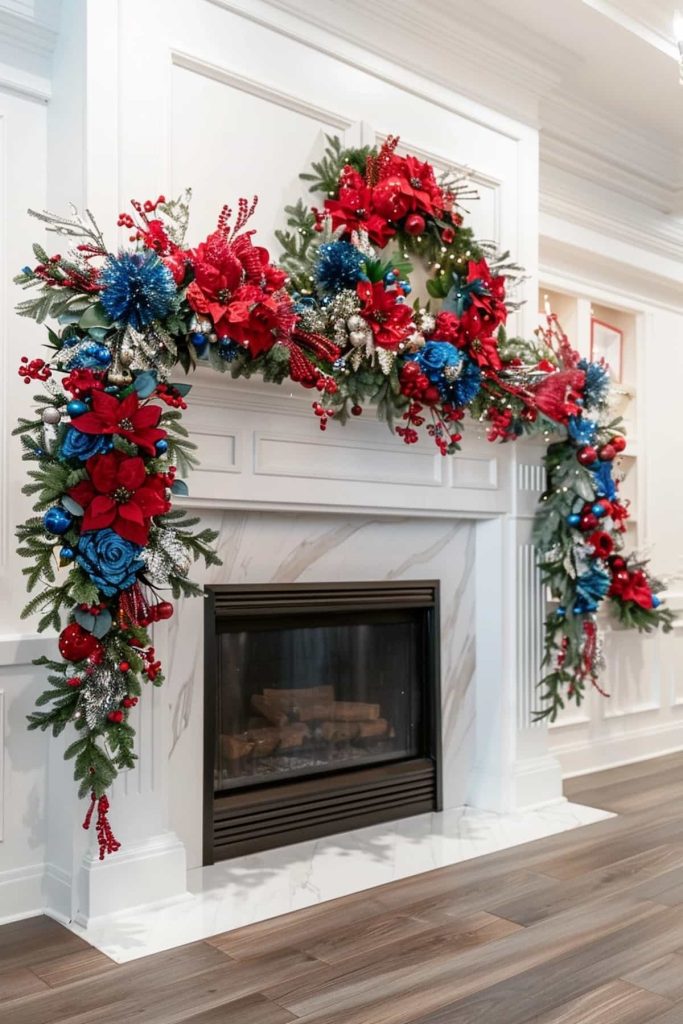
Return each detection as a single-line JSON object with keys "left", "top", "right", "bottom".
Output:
{"left": 539, "top": 164, "right": 683, "bottom": 285}
{"left": 0, "top": 5, "right": 58, "bottom": 58}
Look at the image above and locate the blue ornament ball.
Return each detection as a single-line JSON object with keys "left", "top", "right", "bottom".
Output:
{"left": 652, "top": 595, "right": 661, "bottom": 608}
{"left": 190, "top": 332, "right": 208, "bottom": 355}
{"left": 591, "top": 503, "right": 607, "bottom": 518}
{"left": 399, "top": 279, "right": 412, "bottom": 294}
{"left": 384, "top": 271, "right": 396, "bottom": 284}
{"left": 60, "top": 545, "right": 75, "bottom": 561}
{"left": 154, "top": 439, "right": 169, "bottom": 455}
{"left": 567, "top": 513, "right": 581, "bottom": 527}
{"left": 66, "top": 399, "right": 88, "bottom": 417}
{"left": 84, "top": 342, "right": 111, "bottom": 368}
{"left": 43, "top": 506, "right": 73, "bottom": 535}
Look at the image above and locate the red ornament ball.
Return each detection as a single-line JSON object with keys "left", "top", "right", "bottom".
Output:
{"left": 441, "top": 227, "right": 455, "bottom": 244}
{"left": 577, "top": 446, "right": 598, "bottom": 467}
{"left": 107, "top": 710, "right": 124, "bottom": 724}
{"left": 58, "top": 623, "right": 102, "bottom": 663}
{"left": 155, "top": 601, "right": 174, "bottom": 620}
{"left": 351, "top": 405, "right": 363, "bottom": 416}
{"left": 404, "top": 213, "right": 426, "bottom": 236}
{"left": 579, "top": 512, "right": 599, "bottom": 532}
{"left": 610, "top": 556, "right": 626, "bottom": 571}
{"left": 612, "top": 435, "right": 626, "bottom": 453}
{"left": 118, "top": 661, "right": 130, "bottom": 673}
{"left": 66, "top": 676, "right": 81, "bottom": 688}
{"left": 613, "top": 569, "right": 629, "bottom": 585}
{"left": 599, "top": 444, "right": 616, "bottom": 462}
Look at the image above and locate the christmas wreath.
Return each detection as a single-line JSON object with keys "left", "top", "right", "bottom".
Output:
{"left": 14, "top": 136, "right": 673, "bottom": 857}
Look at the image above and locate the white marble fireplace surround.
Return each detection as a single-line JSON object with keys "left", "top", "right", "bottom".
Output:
{"left": 20, "top": 373, "right": 609, "bottom": 960}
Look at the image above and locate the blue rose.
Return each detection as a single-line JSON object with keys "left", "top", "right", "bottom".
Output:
{"left": 60, "top": 427, "right": 112, "bottom": 462}
{"left": 409, "top": 340, "right": 463, "bottom": 383}
{"left": 76, "top": 529, "right": 144, "bottom": 596}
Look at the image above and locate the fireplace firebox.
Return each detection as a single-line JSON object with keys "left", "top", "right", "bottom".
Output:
{"left": 203, "top": 581, "right": 441, "bottom": 863}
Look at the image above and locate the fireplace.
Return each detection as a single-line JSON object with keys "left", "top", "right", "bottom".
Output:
{"left": 203, "top": 581, "right": 442, "bottom": 862}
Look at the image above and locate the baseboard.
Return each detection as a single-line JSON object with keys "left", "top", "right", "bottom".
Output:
{"left": 73, "top": 831, "right": 188, "bottom": 925}
{"left": 0, "top": 862, "right": 45, "bottom": 924}
{"left": 551, "top": 722, "right": 683, "bottom": 778}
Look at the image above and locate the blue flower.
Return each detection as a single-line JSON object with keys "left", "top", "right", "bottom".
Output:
{"left": 450, "top": 357, "right": 482, "bottom": 406}
{"left": 408, "top": 340, "right": 463, "bottom": 382}
{"left": 576, "top": 567, "right": 611, "bottom": 604}
{"left": 568, "top": 415, "right": 597, "bottom": 446}
{"left": 578, "top": 358, "right": 609, "bottom": 411}
{"left": 76, "top": 529, "right": 144, "bottom": 597}
{"left": 315, "top": 241, "right": 366, "bottom": 293}
{"left": 100, "top": 250, "right": 176, "bottom": 330}
{"left": 592, "top": 460, "right": 617, "bottom": 501}
{"left": 60, "top": 427, "right": 112, "bottom": 462}
{"left": 406, "top": 342, "right": 482, "bottom": 407}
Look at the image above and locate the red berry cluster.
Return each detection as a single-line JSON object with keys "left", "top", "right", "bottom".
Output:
{"left": 155, "top": 383, "right": 188, "bottom": 410}
{"left": 142, "top": 646, "right": 162, "bottom": 682}
{"left": 107, "top": 709, "right": 125, "bottom": 724}
{"left": 486, "top": 407, "right": 515, "bottom": 442}
{"left": 118, "top": 196, "right": 166, "bottom": 229}
{"left": 399, "top": 361, "right": 440, "bottom": 405}
{"left": 396, "top": 402, "right": 426, "bottom": 445}
{"left": 18, "top": 356, "right": 51, "bottom": 384}
{"left": 312, "top": 401, "right": 335, "bottom": 431}
{"left": 79, "top": 602, "right": 106, "bottom": 616}
{"left": 315, "top": 375, "right": 338, "bottom": 395}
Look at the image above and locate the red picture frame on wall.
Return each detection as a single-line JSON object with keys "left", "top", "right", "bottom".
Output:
{"left": 590, "top": 318, "right": 623, "bottom": 382}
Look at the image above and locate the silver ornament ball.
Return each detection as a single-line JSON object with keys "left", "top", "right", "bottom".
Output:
{"left": 41, "top": 407, "right": 62, "bottom": 425}
{"left": 349, "top": 330, "right": 368, "bottom": 348}
{"left": 347, "top": 314, "right": 364, "bottom": 331}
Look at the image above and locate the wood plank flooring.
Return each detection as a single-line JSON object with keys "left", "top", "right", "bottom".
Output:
{"left": 3, "top": 752, "right": 683, "bottom": 1023}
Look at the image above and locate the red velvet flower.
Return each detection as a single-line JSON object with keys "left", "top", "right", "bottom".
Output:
{"left": 324, "top": 167, "right": 395, "bottom": 247}
{"left": 609, "top": 568, "right": 654, "bottom": 609}
{"left": 431, "top": 311, "right": 467, "bottom": 349}
{"left": 72, "top": 391, "right": 166, "bottom": 456}
{"left": 356, "top": 281, "right": 413, "bottom": 350}
{"left": 187, "top": 228, "right": 289, "bottom": 342}
{"left": 222, "top": 285, "right": 295, "bottom": 357}
{"left": 62, "top": 368, "right": 107, "bottom": 398}
{"left": 588, "top": 531, "right": 614, "bottom": 558}
{"left": 69, "top": 451, "right": 170, "bottom": 546}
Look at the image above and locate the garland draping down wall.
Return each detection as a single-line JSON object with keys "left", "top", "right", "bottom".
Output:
{"left": 13, "top": 136, "right": 673, "bottom": 856}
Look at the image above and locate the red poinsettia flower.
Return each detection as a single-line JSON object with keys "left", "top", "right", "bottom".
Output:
{"left": 356, "top": 281, "right": 413, "bottom": 350}
{"left": 465, "top": 259, "right": 507, "bottom": 336}
{"left": 374, "top": 155, "right": 443, "bottom": 219}
{"left": 324, "top": 167, "right": 396, "bottom": 247}
{"left": 69, "top": 451, "right": 170, "bottom": 546}
{"left": 468, "top": 333, "right": 503, "bottom": 371}
{"left": 72, "top": 391, "right": 166, "bottom": 456}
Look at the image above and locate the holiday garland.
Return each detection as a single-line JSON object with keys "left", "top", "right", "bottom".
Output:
{"left": 15, "top": 136, "right": 673, "bottom": 857}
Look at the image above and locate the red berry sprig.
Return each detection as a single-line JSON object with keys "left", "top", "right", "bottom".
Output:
{"left": 18, "top": 356, "right": 51, "bottom": 383}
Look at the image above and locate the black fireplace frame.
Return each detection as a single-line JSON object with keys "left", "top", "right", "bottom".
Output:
{"left": 203, "top": 580, "right": 442, "bottom": 864}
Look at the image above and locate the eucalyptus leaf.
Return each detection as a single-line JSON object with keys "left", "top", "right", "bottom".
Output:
{"left": 62, "top": 495, "right": 84, "bottom": 516}
{"left": 133, "top": 370, "right": 158, "bottom": 398}
{"left": 171, "top": 479, "right": 189, "bottom": 497}
{"left": 91, "top": 609, "right": 113, "bottom": 639}
{"left": 79, "top": 302, "right": 111, "bottom": 329}
{"left": 74, "top": 608, "right": 95, "bottom": 632}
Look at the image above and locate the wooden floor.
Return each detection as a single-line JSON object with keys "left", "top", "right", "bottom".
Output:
{"left": 5, "top": 755, "right": 683, "bottom": 1023}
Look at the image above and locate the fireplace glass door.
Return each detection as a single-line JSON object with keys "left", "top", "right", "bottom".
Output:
{"left": 204, "top": 582, "right": 440, "bottom": 861}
